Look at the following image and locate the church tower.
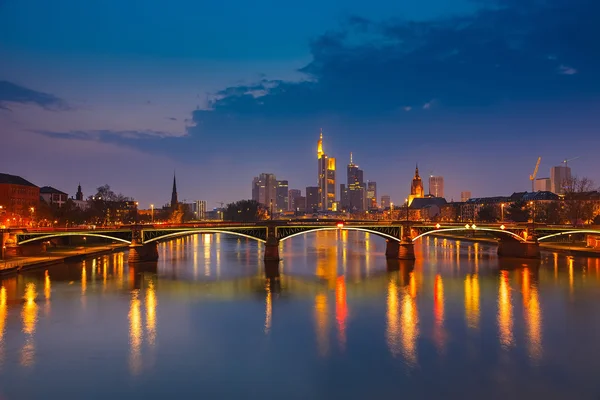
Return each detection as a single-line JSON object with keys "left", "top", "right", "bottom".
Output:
{"left": 408, "top": 164, "right": 424, "bottom": 206}
{"left": 76, "top": 183, "right": 83, "bottom": 201}
{"left": 171, "top": 173, "right": 178, "bottom": 211}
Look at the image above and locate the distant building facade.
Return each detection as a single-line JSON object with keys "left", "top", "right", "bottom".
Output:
{"left": 408, "top": 165, "right": 424, "bottom": 206}
{"left": 551, "top": 165, "right": 571, "bottom": 194}
{"left": 429, "top": 176, "right": 444, "bottom": 198}
{"left": 381, "top": 195, "right": 391, "bottom": 209}
{"left": 288, "top": 189, "right": 301, "bottom": 211}
{"left": 306, "top": 186, "right": 320, "bottom": 213}
{"left": 276, "top": 180, "right": 289, "bottom": 212}
{"left": 252, "top": 173, "right": 277, "bottom": 207}
{"left": 193, "top": 200, "right": 207, "bottom": 219}
{"left": 461, "top": 191, "right": 472, "bottom": 202}
{"left": 534, "top": 178, "right": 551, "bottom": 192}
{"left": 366, "top": 181, "right": 377, "bottom": 209}
{"left": 40, "top": 186, "right": 68, "bottom": 208}
{"left": 0, "top": 173, "right": 39, "bottom": 218}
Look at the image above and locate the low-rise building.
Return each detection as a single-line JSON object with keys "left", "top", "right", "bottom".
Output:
{"left": 0, "top": 173, "right": 40, "bottom": 222}
{"left": 40, "top": 186, "right": 68, "bottom": 207}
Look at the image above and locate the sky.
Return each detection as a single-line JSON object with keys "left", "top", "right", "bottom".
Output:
{"left": 1, "top": 0, "right": 598, "bottom": 209}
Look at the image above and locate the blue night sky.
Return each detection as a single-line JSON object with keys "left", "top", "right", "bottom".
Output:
{"left": 0, "top": 0, "right": 598, "bottom": 208}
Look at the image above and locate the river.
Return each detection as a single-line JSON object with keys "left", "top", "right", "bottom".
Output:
{"left": 1, "top": 231, "right": 599, "bottom": 399}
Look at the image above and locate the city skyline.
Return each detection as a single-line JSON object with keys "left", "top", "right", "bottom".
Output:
{"left": 1, "top": 0, "right": 598, "bottom": 207}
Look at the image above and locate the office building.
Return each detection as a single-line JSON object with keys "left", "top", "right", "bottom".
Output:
{"left": 343, "top": 153, "right": 366, "bottom": 212}
{"left": 294, "top": 196, "right": 306, "bottom": 212}
{"left": 317, "top": 131, "right": 336, "bottom": 211}
{"left": 276, "top": 180, "right": 288, "bottom": 212}
{"left": 534, "top": 178, "right": 551, "bottom": 192}
{"left": 193, "top": 200, "right": 207, "bottom": 219}
{"left": 551, "top": 165, "right": 572, "bottom": 194}
{"left": 288, "top": 189, "right": 301, "bottom": 211}
{"left": 366, "top": 181, "right": 377, "bottom": 209}
{"left": 306, "top": 186, "right": 320, "bottom": 213}
{"left": 461, "top": 191, "right": 472, "bottom": 202}
{"left": 381, "top": 195, "right": 391, "bottom": 209}
{"left": 252, "top": 173, "right": 277, "bottom": 207}
{"left": 429, "top": 175, "right": 444, "bottom": 198}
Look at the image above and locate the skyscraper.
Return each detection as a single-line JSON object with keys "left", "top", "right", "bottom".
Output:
{"left": 429, "top": 175, "right": 444, "bottom": 198}
{"left": 193, "top": 200, "right": 207, "bottom": 219}
{"left": 306, "top": 186, "right": 320, "bottom": 213}
{"left": 252, "top": 173, "right": 277, "bottom": 206}
{"left": 344, "top": 152, "right": 365, "bottom": 212}
{"left": 408, "top": 164, "right": 424, "bottom": 206}
{"left": 366, "top": 181, "right": 377, "bottom": 209}
{"left": 317, "top": 130, "right": 336, "bottom": 211}
{"left": 381, "top": 195, "right": 391, "bottom": 209}
{"left": 171, "top": 173, "right": 178, "bottom": 211}
{"left": 461, "top": 191, "right": 471, "bottom": 202}
{"left": 276, "top": 180, "right": 289, "bottom": 212}
{"left": 551, "top": 165, "right": 572, "bottom": 194}
{"left": 288, "top": 189, "right": 301, "bottom": 211}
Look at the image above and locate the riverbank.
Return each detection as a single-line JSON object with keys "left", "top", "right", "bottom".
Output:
{"left": 0, "top": 243, "right": 129, "bottom": 275}
{"left": 428, "top": 233, "right": 600, "bottom": 257}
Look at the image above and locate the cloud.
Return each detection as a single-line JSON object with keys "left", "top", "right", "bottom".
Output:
{"left": 191, "top": 0, "right": 599, "bottom": 129}
{"left": 35, "top": 129, "right": 185, "bottom": 141}
{"left": 0, "top": 80, "right": 69, "bottom": 111}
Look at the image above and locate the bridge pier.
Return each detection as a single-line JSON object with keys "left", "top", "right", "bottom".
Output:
{"left": 264, "top": 237, "right": 280, "bottom": 262}
{"left": 497, "top": 240, "right": 540, "bottom": 259}
{"left": 385, "top": 239, "right": 415, "bottom": 260}
{"left": 128, "top": 242, "right": 159, "bottom": 263}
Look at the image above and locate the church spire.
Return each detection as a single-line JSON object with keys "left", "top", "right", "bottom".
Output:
{"left": 415, "top": 163, "right": 420, "bottom": 178}
{"left": 171, "top": 172, "right": 178, "bottom": 210}
{"left": 76, "top": 182, "right": 83, "bottom": 201}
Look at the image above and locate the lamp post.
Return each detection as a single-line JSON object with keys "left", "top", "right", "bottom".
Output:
{"left": 530, "top": 201, "right": 536, "bottom": 240}
{"left": 30, "top": 207, "right": 35, "bottom": 227}
{"left": 501, "top": 203, "right": 505, "bottom": 223}
{"left": 151, "top": 204, "right": 154, "bottom": 223}
{"left": 405, "top": 198, "right": 409, "bottom": 223}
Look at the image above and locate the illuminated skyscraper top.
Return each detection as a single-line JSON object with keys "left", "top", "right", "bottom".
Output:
{"left": 317, "top": 129, "right": 324, "bottom": 159}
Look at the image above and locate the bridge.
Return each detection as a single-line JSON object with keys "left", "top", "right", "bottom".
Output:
{"left": 2, "top": 221, "right": 599, "bottom": 263}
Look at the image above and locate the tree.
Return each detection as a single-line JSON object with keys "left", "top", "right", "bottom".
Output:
{"left": 477, "top": 204, "right": 498, "bottom": 222}
{"left": 506, "top": 200, "right": 530, "bottom": 223}
{"left": 91, "top": 185, "right": 130, "bottom": 202}
{"left": 593, "top": 214, "right": 600, "bottom": 225}
{"left": 223, "top": 200, "right": 265, "bottom": 222}
{"left": 562, "top": 176, "right": 596, "bottom": 225}
{"left": 537, "top": 201, "right": 564, "bottom": 224}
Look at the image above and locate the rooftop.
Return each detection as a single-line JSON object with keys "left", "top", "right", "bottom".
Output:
{"left": 0, "top": 173, "right": 38, "bottom": 187}
{"left": 40, "top": 186, "right": 68, "bottom": 195}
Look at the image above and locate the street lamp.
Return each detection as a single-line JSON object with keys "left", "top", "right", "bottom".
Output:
{"left": 150, "top": 204, "right": 154, "bottom": 223}
{"left": 501, "top": 203, "right": 505, "bottom": 223}
{"left": 405, "top": 198, "right": 409, "bottom": 223}
{"left": 529, "top": 201, "right": 536, "bottom": 240}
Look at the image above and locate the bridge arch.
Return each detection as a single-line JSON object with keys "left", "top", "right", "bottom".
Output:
{"left": 538, "top": 230, "right": 600, "bottom": 242}
{"left": 411, "top": 227, "right": 525, "bottom": 242}
{"left": 18, "top": 232, "right": 132, "bottom": 245}
{"left": 143, "top": 229, "right": 267, "bottom": 244}
{"left": 279, "top": 227, "right": 401, "bottom": 242}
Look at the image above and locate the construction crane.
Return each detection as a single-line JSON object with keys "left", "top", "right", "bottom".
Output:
{"left": 216, "top": 202, "right": 225, "bottom": 208}
{"left": 562, "top": 156, "right": 580, "bottom": 167}
{"left": 530, "top": 157, "right": 541, "bottom": 192}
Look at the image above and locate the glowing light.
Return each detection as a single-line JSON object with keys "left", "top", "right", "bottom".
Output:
{"left": 335, "top": 277, "right": 347, "bottom": 351}
{"left": 264, "top": 281, "right": 272, "bottom": 335}
{"left": 464, "top": 274, "right": 480, "bottom": 330}
{"left": 129, "top": 290, "right": 143, "bottom": 375}
{"left": 21, "top": 283, "right": 38, "bottom": 367}
{"left": 498, "top": 271, "right": 514, "bottom": 349}
{"left": 337, "top": 222, "right": 344, "bottom": 229}
{"left": 386, "top": 277, "right": 401, "bottom": 357}
{"left": 500, "top": 225, "right": 506, "bottom": 230}
{"left": 471, "top": 224, "right": 477, "bottom": 229}
{"left": 401, "top": 289, "right": 419, "bottom": 367}
{"left": 435, "top": 223, "right": 441, "bottom": 229}
{"left": 465, "top": 224, "right": 470, "bottom": 229}
{"left": 569, "top": 257, "right": 574, "bottom": 294}
{"left": 0, "top": 286, "right": 6, "bottom": 364}
{"left": 146, "top": 280, "right": 157, "bottom": 347}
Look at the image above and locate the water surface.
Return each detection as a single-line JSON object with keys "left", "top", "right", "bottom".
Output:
{"left": 1, "top": 232, "right": 600, "bottom": 399}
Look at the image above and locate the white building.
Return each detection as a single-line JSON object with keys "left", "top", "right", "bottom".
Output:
{"left": 193, "top": 200, "right": 207, "bottom": 219}
{"left": 461, "top": 191, "right": 471, "bottom": 202}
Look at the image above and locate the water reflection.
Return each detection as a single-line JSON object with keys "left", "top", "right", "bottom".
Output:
{"left": 146, "top": 280, "right": 157, "bottom": 347}
{"left": 335, "top": 277, "right": 347, "bottom": 351}
{"left": 386, "top": 273, "right": 401, "bottom": 357}
{"left": 314, "top": 293, "right": 329, "bottom": 357}
{"left": 21, "top": 282, "right": 38, "bottom": 367}
{"left": 401, "top": 273, "right": 419, "bottom": 367}
{"left": 433, "top": 274, "right": 446, "bottom": 353}
{"left": 264, "top": 281, "right": 272, "bottom": 335}
{"left": 522, "top": 268, "right": 542, "bottom": 362}
{"left": 498, "top": 271, "right": 514, "bottom": 349}
{"left": 129, "top": 289, "right": 143, "bottom": 375}
{"left": 464, "top": 274, "right": 480, "bottom": 330}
